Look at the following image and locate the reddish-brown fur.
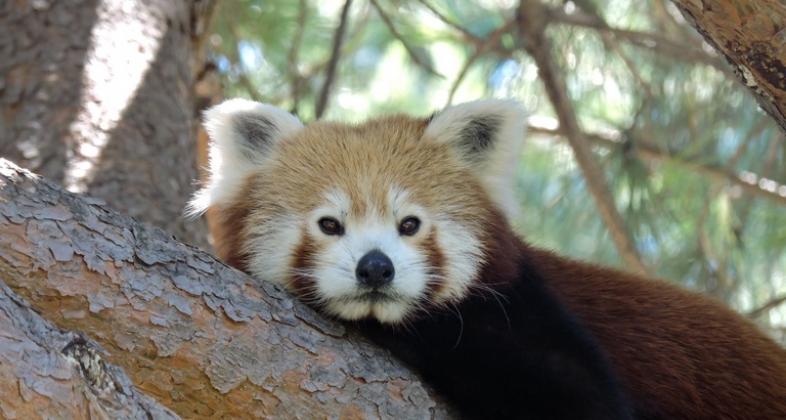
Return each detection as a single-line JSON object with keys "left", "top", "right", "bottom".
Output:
{"left": 208, "top": 199, "right": 252, "bottom": 270}
{"left": 203, "top": 110, "right": 786, "bottom": 419}
{"left": 422, "top": 229, "right": 447, "bottom": 298}
{"left": 475, "top": 212, "right": 786, "bottom": 419}
{"left": 291, "top": 230, "right": 319, "bottom": 296}
{"left": 535, "top": 247, "right": 786, "bottom": 419}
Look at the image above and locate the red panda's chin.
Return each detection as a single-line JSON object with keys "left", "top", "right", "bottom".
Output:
{"left": 324, "top": 296, "right": 413, "bottom": 324}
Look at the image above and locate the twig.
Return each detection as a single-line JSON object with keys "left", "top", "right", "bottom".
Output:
{"left": 735, "top": 133, "right": 782, "bottom": 241}
{"left": 527, "top": 123, "right": 786, "bottom": 207}
{"left": 415, "top": 0, "right": 480, "bottom": 43}
{"left": 315, "top": 0, "right": 353, "bottom": 119}
{"left": 236, "top": 72, "right": 263, "bottom": 101}
{"left": 726, "top": 116, "right": 770, "bottom": 169}
{"left": 518, "top": 1, "right": 649, "bottom": 275}
{"left": 228, "top": 25, "right": 264, "bottom": 102}
{"left": 370, "top": 0, "right": 443, "bottom": 77}
{"left": 446, "top": 19, "right": 515, "bottom": 106}
{"left": 546, "top": 6, "right": 732, "bottom": 77}
{"left": 569, "top": 2, "right": 654, "bottom": 98}
{"left": 696, "top": 186, "right": 733, "bottom": 300}
{"left": 287, "top": 0, "right": 308, "bottom": 114}
{"left": 749, "top": 294, "right": 786, "bottom": 318}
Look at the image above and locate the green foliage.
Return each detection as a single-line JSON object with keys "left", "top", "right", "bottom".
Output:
{"left": 209, "top": 0, "right": 786, "bottom": 332}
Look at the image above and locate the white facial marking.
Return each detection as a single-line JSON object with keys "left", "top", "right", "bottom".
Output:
{"left": 298, "top": 188, "right": 429, "bottom": 322}
{"left": 315, "top": 215, "right": 427, "bottom": 319}
{"left": 246, "top": 213, "right": 301, "bottom": 285}
{"left": 431, "top": 218, "right": 483, "bottom": 302}
{"left": 258, "top": 187, "right": 486, "bottom": 324}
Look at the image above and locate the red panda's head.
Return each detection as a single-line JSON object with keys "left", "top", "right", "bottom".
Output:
{"left": 189, "top": 99, "right": 526, "bottom": 323}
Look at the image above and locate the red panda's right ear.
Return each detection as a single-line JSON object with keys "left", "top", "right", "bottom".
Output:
{"left": 186, "top": 99, "right": 303, "bottom": 216}
{"left": 424, "top": 99, "right": 526, "bottom": 221}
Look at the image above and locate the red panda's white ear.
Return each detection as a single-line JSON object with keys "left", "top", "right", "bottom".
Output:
{"left": 187, "top": 99, "right": 303, "bottom": 216}
{"left": 424, "top": 99, "right": 527, "bottom": 220}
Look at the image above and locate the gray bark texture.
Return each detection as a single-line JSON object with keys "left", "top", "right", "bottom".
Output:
{"left": 0, "top": 281, "right": 179, "bottom": 419}
{"left": 0, "top": 159, "right": 454, "bottom": 419}
{"left": 0, "top": 0, "right": 211, "bottom": 248}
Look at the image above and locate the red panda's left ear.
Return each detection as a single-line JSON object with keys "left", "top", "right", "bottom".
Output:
{"left": 424, "top": 99, "right": 527, "bottom": 220}
{"left": 187, "top": 99, "right": 303, "bottom": 216}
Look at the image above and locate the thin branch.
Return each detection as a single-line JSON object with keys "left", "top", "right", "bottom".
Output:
{"left": 569, "top": 2, "right": 654, "bottom": 98}
{"left": 227, "top": 25, "right": 264, "bottom": 102}
{"left": 527, "top": 123, "right": 786, "bottom": 207}
{"left": 726, "top": 116, "right": 771, "bottom": 169}
{"left": 735, "top": 134, "right": 782, "bottom": 240}
{"left": 415, "top": 0, "right": 480, "bottom": 43}
{"left": 696, "top": 186, "right": 733, "bottom": 300}
{"left": 749, "top": 294, "right": 786, "bottom": 318}
{"left": 446, "top": 19, "right": 515, "bottom": 105}
{"left": 315, "top": 0, "right": 353, "bottom": 119}
{"left": 545, "top": 6, "right": 732, "bottom": 77}
{"left": 370, "top": 0, "right": 443, "bottom": 77}
{"left": 236, "top": 72, "right": 263, "bottom": 101}
{"left": 287, "top": 0, "right": 308, "bottom": 114}
{"left": 518, "top": 1, "right": 649, "bottom": 275}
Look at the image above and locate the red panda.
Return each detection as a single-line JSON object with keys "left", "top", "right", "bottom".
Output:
{"left": 189, "top": 98, "right": 786, "bottom": 419}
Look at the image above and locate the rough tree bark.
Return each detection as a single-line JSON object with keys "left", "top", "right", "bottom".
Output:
{"left": 0, "top": 282, "right": 178, "bottom": 419}
{"left": 0, "top": 0, "right": 213, "bottom": 248}
{"left": 670, "top": 0, "right": 786, "bottom": 133}
{"left": 0, "top": 159, "right": 453, "bottom": 419}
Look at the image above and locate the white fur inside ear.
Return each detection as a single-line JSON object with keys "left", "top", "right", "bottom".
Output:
{"left": 187, "top": 98, "right": 303, "bottom": 216}
{"left": 424, "top": 99, "right": 527, "bottom": 221}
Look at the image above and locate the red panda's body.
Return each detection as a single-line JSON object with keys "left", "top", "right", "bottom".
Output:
{"left": 191, "top": 98, "right": 786, "bottom": 419}
{"left": 494, "top": 220, "right": 786, "bottom": 419}
{"left": 533, "top": 245, "right": 786, "bottom": 419}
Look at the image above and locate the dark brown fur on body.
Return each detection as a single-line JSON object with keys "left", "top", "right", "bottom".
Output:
{"left": 466, "top": 211, "right": 786, "bottom": 419}
{"left": 528, "top": 245, "right": 786, "bottom": 419}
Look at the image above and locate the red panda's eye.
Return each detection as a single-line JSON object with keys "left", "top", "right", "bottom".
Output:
{"left": 398, "top": 216, "right": 421, "bottom": 236}
{"left": 318, "top": 217, "right": 344, "bottom": 236}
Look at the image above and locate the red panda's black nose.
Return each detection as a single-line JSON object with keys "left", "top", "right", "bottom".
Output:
{"left": 356, "top": 250, "right": 395, "bottom": 288}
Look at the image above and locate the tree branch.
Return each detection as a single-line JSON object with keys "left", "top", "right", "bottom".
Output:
{"left": 415, "top": 0, "right": 480, "bottom": 43}
{"left": 518, "top": 1, "right": 650, "bottom": 275}
{"left": 546, "top": 6, "right": 732, "bottom": 76}
{"left": 527, "top": 123, "right": 786, "bottom": 207}
{"left": 315, "top": 0, "right": 353, "bottom": 119}
{"left": 568, "top": 2, "right": 655, "bottom": 98}
{"left": 0, "top": 159, "right": 453, "bottom": 418}
{"left": 749, "top": 294, "right": 786, "bottom": 319}
{"left": 370, "top": 0, "right": 443, "bottom": 78}
{"left": 287, "top": 0, "right": 309, "bottom": 115}
{"left": 670, "top": 0, "right": 786, "bottom": 134}
{"left": 0, "top": 281, "right": 178, "bottom": 419}
{"left": 446, "top": 19, "right": 515, "bottom": 105}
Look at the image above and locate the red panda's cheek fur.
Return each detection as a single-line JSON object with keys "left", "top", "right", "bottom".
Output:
{"left": 419, "top": 228, "right": 446, "bottom": 300}
{"left": 289, "top": 229, "right": 320, "bottom": 297}
{"left": 474, "top": 207, "right": 525, "bottom": 290}
{"left": 209, "top": 185, "right": 255, "bottom": 272}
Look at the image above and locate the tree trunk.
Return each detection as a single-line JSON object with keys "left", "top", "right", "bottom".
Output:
{"left": 0, "top": 0, "right": 213, "bottom": 248}
{"left": 0, "top": 159, "right": 453, "bottom": 419}
{"left": 670, "top": 0, "right": 786, "bottom": 133}
{"left": 0, "top": 281, "right": 179, "bottom": 419}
